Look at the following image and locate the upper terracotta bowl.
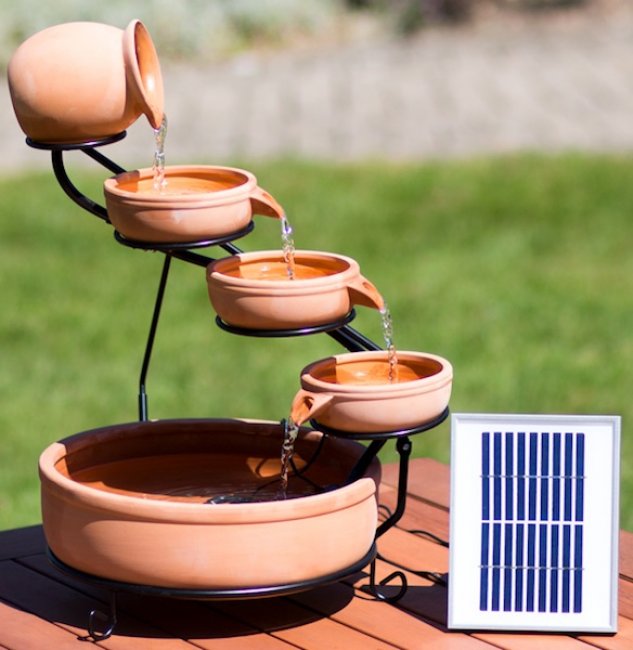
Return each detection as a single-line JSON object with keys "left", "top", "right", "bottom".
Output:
{"left": 206, "top": 250, "right": 384, "bottom": 330}
{"left": 103, "top": 165, "right": 283, "bottom": 243}
{"left": 39, "top": 419, "right": 379, "bottom": 590}
{"left": 291, "top": 350, "right": 453, "bottom": 433}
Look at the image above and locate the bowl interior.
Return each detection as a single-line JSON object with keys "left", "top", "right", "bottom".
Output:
{"left": 54, "top": 421, "right": 368, "bottom": 504}
{"left": 215, "top": 254, "right": 350, "bottom": 281}
{"left": 111, "top": 168, "right": 249, "bottom": 196}
{"left": 312, "top": 355, "right": 444, "bottom": 386}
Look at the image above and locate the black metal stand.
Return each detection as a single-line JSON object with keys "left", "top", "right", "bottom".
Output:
{"left": 32, "top": 133, "right": 451, "bottom": 636}
{"left": 47, "top": 544, "right": 377, "bottom": 641}
{"left": 309, "top": 407, "right": 450, "bottom": 602}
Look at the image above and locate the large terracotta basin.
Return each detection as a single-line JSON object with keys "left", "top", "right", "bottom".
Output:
{"left": 206, "top": 250, "right": 384, "bottom": 330}
{"left": 291, "top": 351, "right": 453, "bottom": 433}
{"left": 103, "top": 166, "right": 283, "bottom": 243}
{"left": 39, "top": 419, "right": 379, "bottom": 590}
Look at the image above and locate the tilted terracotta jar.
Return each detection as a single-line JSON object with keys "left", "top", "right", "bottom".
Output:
{"left": 103, "top": 165, "right": 284, "bottom": 243}
{"left": 8, "top": 20, "right": 163, "bottom": 143}
{"left": 206, "top": 250, "right": 384, "bottom": 330}
{"left": 291, "top": 350, "right": 453, "bottom": 433}
{"left": 39, "top": 419, "right": 380, "bottom": 590}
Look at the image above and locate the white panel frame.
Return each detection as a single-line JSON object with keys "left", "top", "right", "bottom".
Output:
{"left": 448, "top": 413, "right": 620, "bottom": 633}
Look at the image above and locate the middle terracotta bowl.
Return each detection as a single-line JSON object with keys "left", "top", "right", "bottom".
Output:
{"left": 206, "top": 250, "right": 384, "bottom": 330}
{"left": 39, "top": 419, "right": 380, "bottom": 590}
{"left": 103, "top": 165, "right": 283, "bottom": 243}
{"left": 291, "top": 350, "right": 453, "bottom": 433}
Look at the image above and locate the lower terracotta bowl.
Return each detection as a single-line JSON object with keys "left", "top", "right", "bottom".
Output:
{"left": 291, "top": 351, "right": 453, "bottom": 433}
{"left": 39, "top": 419, "right": 379, "bottom": 590}
{"left": 103, "top": 165, "right": 283, "bottom": 243}
{"left": 206, "top": 250, "right": 384, "bottom": 330}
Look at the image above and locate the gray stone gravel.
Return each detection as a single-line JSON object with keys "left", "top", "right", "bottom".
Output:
{"left": 2, "top": 1, "right": 633, "bottom": 170}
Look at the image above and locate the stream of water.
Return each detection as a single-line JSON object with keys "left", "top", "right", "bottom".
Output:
{"left": 280, "top": 214, "right": 296, "bottom": 279}
{"left": 152, "top": 115, "right": 168, "bottom": 192}
{"left": 380, "top": 304, "right": 398, "bottom": 383}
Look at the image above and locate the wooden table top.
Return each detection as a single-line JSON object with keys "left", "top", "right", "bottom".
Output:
{"left": 1, "top": 457, "right": 632, "bottom": 649}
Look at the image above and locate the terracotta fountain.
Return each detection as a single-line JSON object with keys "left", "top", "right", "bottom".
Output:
{"left": 8, "top": 17, "right": 452, "bottom": 640}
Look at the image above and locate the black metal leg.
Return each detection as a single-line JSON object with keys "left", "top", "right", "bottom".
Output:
{"left": 375, "top": 436, "right": 412, "bottom": 538}
{"left": 365, "top": 557, "right": 408, "bottom": 603}
{"left": 138, "top": 254, "right": 172, "bottom": 421}
{"left": 82, "top": 591, "right": 118, "bottom": 641}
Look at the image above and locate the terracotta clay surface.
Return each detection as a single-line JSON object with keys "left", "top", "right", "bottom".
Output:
{"left": 104, "top": 165, "right": 283, "bottom": 242}
{"left": 206, "top": 250, "right": 384, "bottom": 330}
{"left": 8, "top": 20, "right": 163, "bottom": 143}
{"left": 39, "top": 419, "right": 379, "bottom": 589}
{"left": 291, "top": 350, "right": 453, "bottom": 433}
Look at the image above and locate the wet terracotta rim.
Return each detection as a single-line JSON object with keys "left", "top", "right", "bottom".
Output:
{"left": 39, "top": 418, "right": 376, "bottom": 524}
{"left": 300, "top": 351, "right": 453, "bottom": 396}
{"left": 207, "top": 250, "right": 358, "bottom": 290}
{"left": 104, "top": 165, "right": 256, "bottom": 204}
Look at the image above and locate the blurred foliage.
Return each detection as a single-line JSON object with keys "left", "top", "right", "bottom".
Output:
{"left": 0, "top": 0, "right": 342, "bottom": 69}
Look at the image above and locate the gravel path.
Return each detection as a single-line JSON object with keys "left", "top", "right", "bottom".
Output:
{"left": 2, "top": 1, "right": 633, "bottom": 170}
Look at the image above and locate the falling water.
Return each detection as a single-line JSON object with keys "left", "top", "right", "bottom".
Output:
{"left": 152, "top": 115, "right": 168, "bottom": 193}
{"left": 380, "top": 304, "right": 398, "bottom": 383}
{"left": 280, "top": 215, "right": 296, "bottom": 280}
{"left": 279, "top": 417, "right": 300, "bottom": 495}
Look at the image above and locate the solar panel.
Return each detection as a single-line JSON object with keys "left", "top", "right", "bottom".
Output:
{"left": 448, "top": 414, "right": 619, "bottom": 633}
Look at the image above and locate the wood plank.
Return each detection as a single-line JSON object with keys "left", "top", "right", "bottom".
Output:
{"left": 0, "top": 526, "right": 45, "bottom": 561}
{"left": 0, "top": 598, "right": 91, "bottom": 649}
{"left": 0, "top": 559, "right": 198, "bottom": 648}
{"left": 20, "top": 555, "right": 298, "bottom": 649}
{"left": 292, "top": 579, "right": 496, "bottom": 649}
{"left": 214, "top": 598, "right": 400, "bottom": 650}
{"left": 364, "top": 558, "right": 606, "bottom": 649}
{"left": 576, "top": 616, "right": 633, "bottom": 649}
{"left": 381, "top": 458, "right": 450, "bottom": 509}
{"left": 379, "top": 484, "right": 450, "bottom": 545}
{"left": 619, "top": 579, "right": 633, "bottom": 620}
{"left": 619, "top": 531, "right": 633, "bottom": 580}
{"left": 23, "top": 553, "right": 395, "bottom": 649}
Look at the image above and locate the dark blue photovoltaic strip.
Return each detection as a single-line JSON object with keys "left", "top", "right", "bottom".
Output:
{"left": 540, "top": 435, "right": 549, "bottom": 521}
{"left": 515, "top": 523, "right": 524, "bottom": 611}
{"left": 538, "top": 524, "right": 548, "bottom": 612}
{"left": 492, "top": 522, "right": 501, "bottom": 611}
{"left": 564, "top": 433, "right": 573, "bottom": 521}
{"left": 576, "top": 434, "right": 585, "bottom": 523}
{"left": 504, "top": 523, "right": 513, "bottom": 611}
{"left": 574, "top": 525, "right": 583, "bottom": 613}
{"left": 480, "top": 522, "right": 489, "bottom": 611}
{"left": 517, "top": 432, "right": 526, "bottom": 520}
{"left": 478, "top": 429, "right": 585, "bottom": 614}
{"left": 529, "top": 433, "right": 538, "bottom": 521}
{"left": 505, "top": 432, "right": 513, "bottom": 521}
{"left": 482, "top": 432, "right": 490, "bottom": 521}
{"left": 494, "top": 432, "right": 502, "bottom": 521}
{"left": 562, "top": 524, "right": 571, "bottom": 612}
{"left": 552, "top": 433, "right": 561, "bottom": 521}
{"left": 527, "top": 523, "right": 536, "bottom": 612}
{"left": 551, "top": 525, "right": 559, "bottom": 612}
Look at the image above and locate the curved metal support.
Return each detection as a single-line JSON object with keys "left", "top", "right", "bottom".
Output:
{"left": 375, "top": 436, "right": 412, "bottom": 538}
{"left": 83, "top": 591, "right": 117, "bottom": 641}
{"left": 365, "top": 558, "right": 408, "bottom": 603}
{"left": 51, "top": 149, "right": 110, "bottom": 221}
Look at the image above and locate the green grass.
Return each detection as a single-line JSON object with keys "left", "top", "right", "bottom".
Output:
{"left": 1, "top": 153, "right": 632, "bottom": 530}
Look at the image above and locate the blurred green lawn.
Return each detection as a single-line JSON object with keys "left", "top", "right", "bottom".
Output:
{"left": 1, "top": 152, "right": 631, "bottom": 530}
